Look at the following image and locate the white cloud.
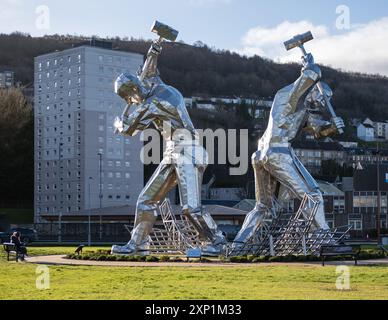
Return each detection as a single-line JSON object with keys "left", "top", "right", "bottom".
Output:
{"left": 236, "top": 18, "right": 388, "bottom": 76}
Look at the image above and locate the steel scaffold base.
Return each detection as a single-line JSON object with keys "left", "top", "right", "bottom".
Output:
{"left": 226, "top": 194, "right": 351, "bottom": 257}
{"left": 126, "top": 197, "right": 351, "bottom": 257}
{"left": 125, "top": 199, "right": 203, "bottom": 254}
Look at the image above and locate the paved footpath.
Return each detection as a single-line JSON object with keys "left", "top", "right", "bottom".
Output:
{"left": 25, "top": 255, "right": 388, "bottom": 268}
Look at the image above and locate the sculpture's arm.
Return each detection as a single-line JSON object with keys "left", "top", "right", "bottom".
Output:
{"left": 115, "top": 103, "right": 153, "bottom": 137}
{"left": 304, "top": 113, "right": 337, "bottom": 139}
{"left": 287, "top": 54, "right": 322, "bottom": 114}
{"left": 139, "top": 40, "right": 163, "bottom": 84}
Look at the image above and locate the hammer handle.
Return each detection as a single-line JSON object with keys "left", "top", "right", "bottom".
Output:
{"left": 296, "top": 45, "right": 344, "bottom": 135}
{"left": 139, "top": 37, "right": 164, "bottom": 82}
{"left": 316, "top": 81, "right": 344, "bottom": 135}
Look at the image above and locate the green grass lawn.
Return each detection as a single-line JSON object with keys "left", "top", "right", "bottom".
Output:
{"left": 1, "top": 246, "right": 388, "bottom": 300}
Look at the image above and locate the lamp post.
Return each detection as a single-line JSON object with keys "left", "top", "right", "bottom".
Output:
{"left": 98, "top": 153, "right": 103, "bottom": 241}
{"left": 58, "top": 143, "right": 64, "bottom": 243}
{"left": 88, "top": 177, "right": 93, "bottom": 247}
{"left": 376, "top": 144, "right": 381, "bottom": 244}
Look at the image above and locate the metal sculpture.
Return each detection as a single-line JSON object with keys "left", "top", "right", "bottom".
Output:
{"left": 111, "top": 21, "right": 226, "bottom": 256}
{"left": 233, "top": 31, "right": 346, "bottom": 250}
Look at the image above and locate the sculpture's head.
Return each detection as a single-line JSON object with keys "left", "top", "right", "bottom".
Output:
{"left": 115, "top": 73, "right": 147, "bottom": 105}
{"left": 305, "top": 81, "right": 333, "bottom": 111}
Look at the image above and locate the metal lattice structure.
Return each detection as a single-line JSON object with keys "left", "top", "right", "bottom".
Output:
{"left": 126, "top": 196, "right": 350, "bottom": 257}
{"left": 124, "top": 199, "right": 203, "bottom": 254}
{"left": 226, "top": 194, "right": 351, "bottom": 257}
{"left": 156, "top": 199, "right": 203, "bottom": 253}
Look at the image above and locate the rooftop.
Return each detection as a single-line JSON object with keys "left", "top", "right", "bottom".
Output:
{"left": 317, "top": 181, "right": 344, "bottom": 196}
{"left": 292, "top": 140, "right": 345, "bottom": 152}
{"left": 41, "top": 204, "right": 248, "bottom": 221}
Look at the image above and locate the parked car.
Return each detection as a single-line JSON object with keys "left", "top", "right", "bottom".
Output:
{"left": 0, "top": 228, "right": 38, "bottom": 244}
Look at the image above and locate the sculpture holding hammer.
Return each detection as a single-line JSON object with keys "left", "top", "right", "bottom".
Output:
{"left": 233, "top": 31, "right": 345, "bottom": 246}
{"left": 111, "top": 21, "right": 226, "bottom": 256}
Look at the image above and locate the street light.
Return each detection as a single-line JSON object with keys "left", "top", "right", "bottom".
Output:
{"left": 88, "top": 177, "right": 93, "bottom": 247}
{"left": 376, "top": 145, "right": 381, "bottom": 244}
{"left": 98, "top": 153, "right": 103, "bottom": 241}
{"left": 58, "top": 143, "right": 64, "bottom": 243}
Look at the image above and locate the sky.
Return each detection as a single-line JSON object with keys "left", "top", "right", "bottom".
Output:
{"left": 1, "top": 0, "right": 388, "bottom": 75}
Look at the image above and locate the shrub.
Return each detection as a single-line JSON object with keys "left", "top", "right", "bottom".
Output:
{"left": 252, "top": 256, "right": 268, "bottom": 263}
{"left": 146, "top": 256, "right": 159, "bottom": 263}
{"left": 115, "top": 255, "right": 129, "bottom": 262}
{"left": 170, "top": 257, "right": 184, "bottom": 262}
{"left": 268, "top": 256, "right": 282, "bottom": 263}
{"left": 247, "top": 255, "right": 255, "bottom": 262}
{"left": 229, "top": 256, "right": 248, "bottom": 263}
{"left": 134, "top": 255, "right": 147, "bottom": 262}
{"left": 160, "top": 256, "right": 170, "bottom": 262}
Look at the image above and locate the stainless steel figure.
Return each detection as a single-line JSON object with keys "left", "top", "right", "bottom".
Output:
{"left": 111, "top": 21, "right": 226, "bottom": 256}
{"left": 234, "top": 33, "right": 344, "bottom": 245}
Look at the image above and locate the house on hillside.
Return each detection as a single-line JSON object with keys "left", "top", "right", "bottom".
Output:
{"left": 357, "top": 122, "right": 375, "bottom": 142}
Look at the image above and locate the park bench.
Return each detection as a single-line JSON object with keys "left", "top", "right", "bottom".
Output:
{"left": 2, "top": 243, "right": 24, "bottom": 262}
{"left": 320, "top": 245, "right": 361, "bottom": 266}
{"left": 186, "top": 248, "right": 202, "bottom": 262}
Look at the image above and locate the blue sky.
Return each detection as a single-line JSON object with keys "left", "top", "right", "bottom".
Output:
{"left": 1, "top": 0, "right": 388, "bottom": 75}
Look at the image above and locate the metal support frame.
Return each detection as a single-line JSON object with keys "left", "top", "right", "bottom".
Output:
{"left": 125, "top": 196, "right": 351, "bottom": 257}
{"left": 226, "top": 194, "right": 351, "bottom": 257}
{"left": 124, "top": 199, "right": 203, "bottom": 254}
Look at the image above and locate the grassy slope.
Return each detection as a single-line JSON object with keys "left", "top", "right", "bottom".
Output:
{"left": 1, "top": 247, "right": 388, "bottom": 300}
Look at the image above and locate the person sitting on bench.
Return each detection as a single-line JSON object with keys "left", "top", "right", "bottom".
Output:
{"left": 10, "top": 232, "right": 27, "bottom": 260}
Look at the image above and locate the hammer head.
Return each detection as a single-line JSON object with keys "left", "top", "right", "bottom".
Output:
{"left": 151, "top": 21, "right": 179, "bottom": 42}
{"left": 284, "top": 31, "right": 314, "bottom": 51}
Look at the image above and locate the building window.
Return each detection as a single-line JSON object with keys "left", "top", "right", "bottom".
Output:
{"left": 349, "top": 219, "right": 362, "bottom": 231}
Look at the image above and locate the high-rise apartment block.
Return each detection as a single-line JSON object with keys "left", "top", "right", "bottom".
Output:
{"left": 34, "top": 44, "right": 144, "bottom": 222}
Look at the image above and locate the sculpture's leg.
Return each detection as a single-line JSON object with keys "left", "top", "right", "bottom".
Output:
{"left": 175, "top": 159, "right": 226, "bottom": 255}
{"left": 233, "top": 151, "right": 275, "bottom": 245}
{"left": 111, "top": 161, "right": 177, "bottom": 255}
{"left": 266, "top": 150, "right": 329, "bottom": 230}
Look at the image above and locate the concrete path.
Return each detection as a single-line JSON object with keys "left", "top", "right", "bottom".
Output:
{"left": 25, "top": 255, "right": 388, "bottom": 268}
